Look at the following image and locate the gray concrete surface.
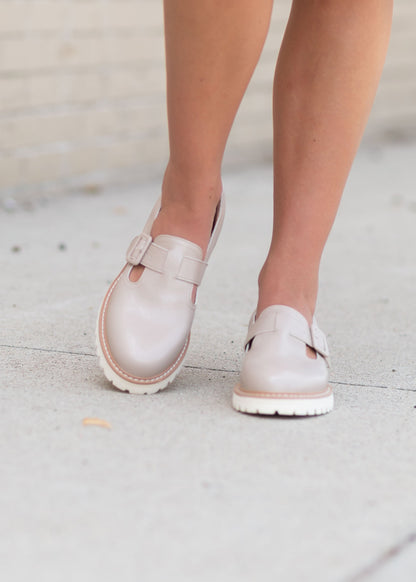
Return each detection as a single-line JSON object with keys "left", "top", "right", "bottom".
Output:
{"left": 1, "top": 143, "right": 416, "bottom": 582}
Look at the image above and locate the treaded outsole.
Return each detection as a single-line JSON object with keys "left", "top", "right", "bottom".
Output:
{"left": 232, "top": 390, "right": 334, "bottom": 417}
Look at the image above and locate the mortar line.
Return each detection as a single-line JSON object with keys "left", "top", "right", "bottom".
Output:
{"left": 345, "top": 530, "right": 416, "bottom": 582}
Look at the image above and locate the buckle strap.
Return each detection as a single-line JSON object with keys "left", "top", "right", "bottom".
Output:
{"left": 126, "top": 233, "right": 152, "bottom": 266}
{"left": 140, "top": 242, "right": 167, "bottom": 273}
{"left": 244, "top": 309, "right": 330, "bottom": 366}
{"left": 126, "top": 234, "right": 207, "bottom": 286}
{"left": 244, "top": 312, "right": 274, "bottom": 348}
{"left": 290, "top": 325, "right": 330, "bottom": 366}
{"left": 310, "top": 321, "right": 330, "bottom": 361}
{"left": 177, "top": 256, "right": 207, "bottom": 285}
{"left": 142, "top": 245, "right": 207, "bottom": 285}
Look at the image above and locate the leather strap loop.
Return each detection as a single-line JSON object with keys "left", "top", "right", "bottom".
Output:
{"left": 127, "top": 237, "right": 207, "bottom": 286}
{"left": 245, "top": 309, "right": 330, "bottom": 366}
{"left": 310, "top": 321, "right": 330, "bottom": 360}
{"left": 177, "top": 256, "right": 208, "bottom": 286}
{"left": 140, "top": 242, "right": 168, "bottom": 273}
{"left": 125, "top": 194, "right": 224, "bottom": 285}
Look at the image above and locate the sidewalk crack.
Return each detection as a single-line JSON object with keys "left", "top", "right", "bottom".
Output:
{"left": 0, "top": 344, "right": 238, "bottom": 373}
{"left": 184, "top": 364, "right": 238, "bottom": 374}
{"left": 1, "top": 344, "right": 415, "bottom": 390}
{"left": 332, "top": 379, "right": 389, "bottom": 389}
{"left": 345, "top": 530, "right": 416, "bottom": 581}
{"left": 0, "top": 343, "right": 95, "bottom": 358}
{"left": 332, "top": 379, "right": 415, "bottom": 393}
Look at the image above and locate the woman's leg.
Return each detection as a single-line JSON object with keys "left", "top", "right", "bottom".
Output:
{"left": 257, "top": 0, "right": 393, "bottom": 323}
{"left": 130, "top": 0, "right": 273, "bottom": 282}
{"left": 154, "top": 0, "right": 273, "bottom": 250}
{"left": 98, "top": 0, "right": 275, "bottom": 394}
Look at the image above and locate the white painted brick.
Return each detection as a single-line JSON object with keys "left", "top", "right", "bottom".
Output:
{"left": 65, "top": 73, "right": 104, "bottom": 105}
{"left": 0, "top": 0, "right": 415, "bottom": 199}
{"left": 103, "top": 2, "right": 162, "bottom": 31}
{"left": 0, "top": 112, "right": 82, "bottom": 150}
{"left": 0, "top": 3, "right": 65, "bottom": 34}
{"left": 0, "top": 156, "right": 21, "bottom": 189}
{"left": 67, "top": 145, "right": 105, "bottom": 176}
{"left": 0, "top": 77, "right": 28, "bottom": 111}
{"left": 106, "top": 67, "right": 165, "bottom": 99}
{"left": 18, "top": 152, "right": 64, "bottom": 185}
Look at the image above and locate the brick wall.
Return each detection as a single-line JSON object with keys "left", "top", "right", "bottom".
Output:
{"left": 0, "top": 1, "right": 414, "bottom": 203}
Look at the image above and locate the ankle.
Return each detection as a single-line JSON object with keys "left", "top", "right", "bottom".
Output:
{"left": 257, "top": 261, "right": 318, "bottom": 325}
{"left": 147, "top": 162, "right": 223, "bottom": 256}
{"left": 162, "top": 160, "right": 222, "bottom": 212}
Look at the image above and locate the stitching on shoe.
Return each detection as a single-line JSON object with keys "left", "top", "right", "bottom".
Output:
{"left": 233, "top": 384, "right": 333, "bottom": 399}
{"left": 99, "top": 269, "right": 189, "bottom": 384}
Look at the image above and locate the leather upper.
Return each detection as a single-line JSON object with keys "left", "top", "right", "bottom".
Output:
{"left": 98, "top": 195, "right": 225, "bottom": 383}
{"left": 103, "top": 236, "right": 200, "bottom": 379}
{"left": 239, "top": 305, "right": 330, "bottom": 396}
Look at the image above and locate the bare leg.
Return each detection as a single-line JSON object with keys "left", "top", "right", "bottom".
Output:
{"left": 160, "top": 0, "right": 273, "bottom": 249}
{"left": 257, "top": 0, "right": 393, "bottom": 323}
{"left": 131, "top": 0, "right": 273, "bottom": 283}
{"left": 99, "top": 2, "right": 274, "bottom": 392}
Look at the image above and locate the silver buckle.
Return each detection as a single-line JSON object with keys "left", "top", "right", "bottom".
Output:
{"left": 125, "top": 233, "right": 152, "bottom": 265}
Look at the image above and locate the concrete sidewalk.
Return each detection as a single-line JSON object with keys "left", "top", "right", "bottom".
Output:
{"left": 1, "top": 142, "right": 416, "bottom": 582}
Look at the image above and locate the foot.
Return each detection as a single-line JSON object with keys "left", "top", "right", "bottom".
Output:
{"left": 233, "top": 305, "right": 333, "bottom": 417}
{"left": 256, "top": 258, "right": 319, "bottom": 358}
{"left": 130, "top": 167, "right": 222, "bottom": 283}
{"left": 96, "top": 193, "right": 226, "bottom": 394}
{"left": 256, "top": 258, "right": 318, "bottom": 325}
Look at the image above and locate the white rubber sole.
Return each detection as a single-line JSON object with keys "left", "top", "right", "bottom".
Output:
{"left": 232, "top": 388, "right": 334, "bottom": 417}
{"left": 95, "top": 323, "right": 186, "bottom": 395}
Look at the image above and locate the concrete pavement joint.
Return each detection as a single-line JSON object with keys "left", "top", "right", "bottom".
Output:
{"left": 332, "top": 380, "right": 389, "bottom": 390}
{"left": 0, "top": 343, "right": 95, "bottom": 358}
{"left": 345, "top": 530, "right": 416, "bottom": 582}
{"left": 184, "top": 364, "right": 238, "bottom": 374}
{"left": 0, "top": 343, "right": 237, "bottom": 373}
{"left": 332, "top": 380, "right": 416, "bottom": 393}
{"left": 2, "top": 344, "right": 414, "bottom": 392}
